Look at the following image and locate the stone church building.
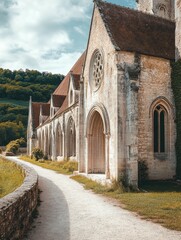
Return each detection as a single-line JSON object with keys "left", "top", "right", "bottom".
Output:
{"left": 27, "top": 0, "right": 181, "bottom": 186}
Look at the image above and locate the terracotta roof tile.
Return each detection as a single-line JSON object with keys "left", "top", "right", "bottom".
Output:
{"left": 54, "top": 95, "right": 69, "bottom": 117}
{"left": 53, "top": 52, "right": 85, "bottom": 95}
{"left": 95, "top": 0, "right": 175, "bottom": 60}
{"left": 53, "top": 95, "right": 66, "bottom": 107}
{"left": 41, "top": 103, "right": 50, "bottom": 116}
{"left": 32, "top": 103, "right": 41, "bottom": 129}
{"left": 72, "top": 74, "right": 80, "bottom": 90}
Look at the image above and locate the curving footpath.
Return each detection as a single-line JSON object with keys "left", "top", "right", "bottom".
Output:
{"left": 9, "top": 157, "right": 181, "bottom": 240}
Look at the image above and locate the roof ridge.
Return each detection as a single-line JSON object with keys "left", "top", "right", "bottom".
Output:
{"left": 95, "top": 0, "right": 175, "bottom": 23}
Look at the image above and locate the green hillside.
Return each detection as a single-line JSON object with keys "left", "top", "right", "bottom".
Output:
{"left": 0, "top": 68, "right": 64, "bottom": 146}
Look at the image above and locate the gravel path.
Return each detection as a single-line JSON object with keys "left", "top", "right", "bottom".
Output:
{"left": 10, "top": 157, "right": 181, "bottom": 240}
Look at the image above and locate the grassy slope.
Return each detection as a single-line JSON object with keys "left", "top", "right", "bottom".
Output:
{"left": 0, "top": 158, "right": 24, "bottom": 198}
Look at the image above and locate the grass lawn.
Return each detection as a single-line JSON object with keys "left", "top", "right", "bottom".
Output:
{"left": 0, "top": 158, "right": 24, "bottom": 198}
{"left": 20, "top": 156, "right": 78, "bottom": 175}
{"left": 0, "top": 98, "right": 29, "bottom": 107}
{"left": 71, "top": 175, "right": 181, "bottom": 231}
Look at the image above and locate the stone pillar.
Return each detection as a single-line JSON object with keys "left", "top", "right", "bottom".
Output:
{"left": 52, "top": 127, "right": 56, "bottom": 161}
{"left": 116, "top": 64, "right": 127, "bottom": 180}
{"left": 125, "top": 55, "right": 140, "bottom": 187}
{"left": 78, "top": 79, "right": 85, "bottom": 172}
{"left": 85, "top": 135, "right": 89, "bottom": 174}
{"left": 118, "top": 54, "right": 140, "bottom": 187}
{"left": 105, "top": 134, "right": 110, "bottom": 179}
{"left": 176, "top": 0, "right": 181, "bottom": 60}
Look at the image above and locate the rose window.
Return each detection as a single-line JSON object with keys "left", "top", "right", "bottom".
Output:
{"left": 90, "top": 50, "right": 104, "bottom": 91}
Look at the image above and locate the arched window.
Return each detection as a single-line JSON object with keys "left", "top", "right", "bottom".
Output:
{"left": 153, "top": 105, "right": 167, "bottom": 153}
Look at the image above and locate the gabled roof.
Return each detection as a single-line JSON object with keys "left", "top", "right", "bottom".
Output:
{"left": 95, "top": 0, "right": 175, "bottom": 60}
{"left": 72, "top": 74, "right": 80, "bottom": 90}
{"left": 32, "top": 102, "right": 50, "bottom": 129}
{"left": 32, "top": 103, "right": 41, "bottom": 129}
{"left": 52, "top": 95, "right": 66, "bottom": 108}
{"left": 54, "top": 52, "right": 85, "bottom": 96}
{"left": 41, "top": 103, "right": 50, "bottom": 116}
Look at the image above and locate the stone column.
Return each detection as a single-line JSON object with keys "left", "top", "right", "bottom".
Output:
{"left": 105, "top": 134, "right": 110, "bottom": 179}
{"left": 78, "top": 79, "right": 85, "bottom": 172}
{"left": 116, "top": 64, "right": 127, "bottom": 180}
{"left": 85, "top": 135, "right": 89, "bottom": 174}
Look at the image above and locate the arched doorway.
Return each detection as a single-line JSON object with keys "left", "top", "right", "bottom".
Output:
{"left": 67, "top": 117, "right": 76, "bottom": 158}
{"left": 56, "top": 123, "right": 63, "bottom": 157}
{"left": 88, "top": 111, "right": 105, "bottom": 174}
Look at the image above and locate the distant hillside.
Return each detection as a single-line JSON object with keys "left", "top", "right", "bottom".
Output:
{"left": 0, "top": 68, "right": 64, "bottom": 146}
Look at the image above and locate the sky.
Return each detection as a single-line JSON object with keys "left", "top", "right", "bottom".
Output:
{"left": 0, "top": 0, "right": 136, "bottom": 75}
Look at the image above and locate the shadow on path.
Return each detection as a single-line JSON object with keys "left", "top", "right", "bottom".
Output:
{"left": 24, "top": 176, "right": 70, "bottom": 240}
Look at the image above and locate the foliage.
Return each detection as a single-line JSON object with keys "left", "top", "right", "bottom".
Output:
{"left": 6, "top": 140, "right": 19, "bottom": 154}
{"left": 0, "top": 122, "right": 25, "bottom": 146}
{"left": 0, "top": 148, "right": 2, "bottom": 154}
{"left": 32, "top": 148, "right": 44, "bottom": 161}
{"left": 171, "top": 60, "right": 181, "bottom": 178}
{"left": 0, "top": 67, "right": 64, "bottom": 146}
{"left": 0, "top": 68, "right": 64, "bottom": 102}
{"left": 0, "top": 157, "right": 24, "bottom": 198}
{"left": 20, "top": 156, "right": 78, "bottom": 174}
{"left": 138, "top": 160, "right": 148, "bottom": 184}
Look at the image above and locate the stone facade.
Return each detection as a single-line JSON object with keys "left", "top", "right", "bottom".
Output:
{"left": 0, "top": 160, "right": 38, "bottom": 240}
{"left": 27, "top": 0, "right": 181, "bottom": 186}
{"left": 137, "top": 0, "right": 175, "bottom": 20}
{"left": 176, "top": 0, "right": 181, "bottom": 59}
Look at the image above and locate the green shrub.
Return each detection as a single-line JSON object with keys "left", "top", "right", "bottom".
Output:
{"left": 62, "top": 160, "right": 78, "bottom": 173}
{"left": 0, "top": 148, "right": 2, "bottom": 154}
{"left": 6, "top": 140, "right": 20, "bottom": 154}
{"left": 32, "top": 148, "right": 44, "bottom": 161}
{"left": 16, "top": 137, "right": 26, "bottom": 147}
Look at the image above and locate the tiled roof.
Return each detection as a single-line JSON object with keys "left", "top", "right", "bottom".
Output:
{"left": 95, "top": 0, "right": 175, "bottom": 60}
{"left": 53, "top": 52, "right": 85, "bottom": 96}
{"left": 55, "top": 95, "right": 69, "bottom": 117}
{"left": 32, "top": 103, "right": 41, "bottom": 129}
{"left": 32, "top": 102, "right": 50, "bottom": 128}
{"left": 52, "top": 95, "right": 66, "bottom": 108}
{"left": 72, "top": 74, "right": 80, "bottom": 90}
{"left": 41, "top": 103, "right": 50, "bottom": 116}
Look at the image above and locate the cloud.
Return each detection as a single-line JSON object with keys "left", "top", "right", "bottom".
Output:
{"left": 0, "top": 0, "right": 135, "bottom": 74}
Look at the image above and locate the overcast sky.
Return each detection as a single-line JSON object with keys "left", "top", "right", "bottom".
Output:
{"left": 0, "top": 0, "right": 135, "bottom": 75}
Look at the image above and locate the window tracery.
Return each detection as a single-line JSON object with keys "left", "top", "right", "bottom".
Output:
{"left": 90, "top": 50, "right": 104, "bottom": 91}
{"left": 153, "top": 104, "right": 167, "bottom": 153}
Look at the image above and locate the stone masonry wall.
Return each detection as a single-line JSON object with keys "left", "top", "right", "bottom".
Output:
{"left": 138, "top": 55, "right": 176, "bottom": 180}
{"left": 0, "top": 160, "right": 38, "bottom": 240}
{"left": 176, "top": 0, "right": 181, "bottom": 60}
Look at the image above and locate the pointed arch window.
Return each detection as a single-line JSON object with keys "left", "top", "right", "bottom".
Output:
{"left": 153, "top": 105, "right": 167, "bottom": 153}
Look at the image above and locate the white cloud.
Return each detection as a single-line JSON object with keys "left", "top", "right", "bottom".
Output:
{"left": 0, "top": 0, "right": 135, "bottom": 74}
{"left": 0, "top": 0, "right": 92, "bottom": 73}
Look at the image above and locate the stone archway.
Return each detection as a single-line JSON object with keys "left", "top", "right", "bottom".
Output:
{"left": 67, "top": 117, "right": 76, "bottom": 158}
{"left": 86, "top": 103, "right": 110, "bottom": 178}
{"left": 88, "top": 111, "right": 105, "bottom": 174}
